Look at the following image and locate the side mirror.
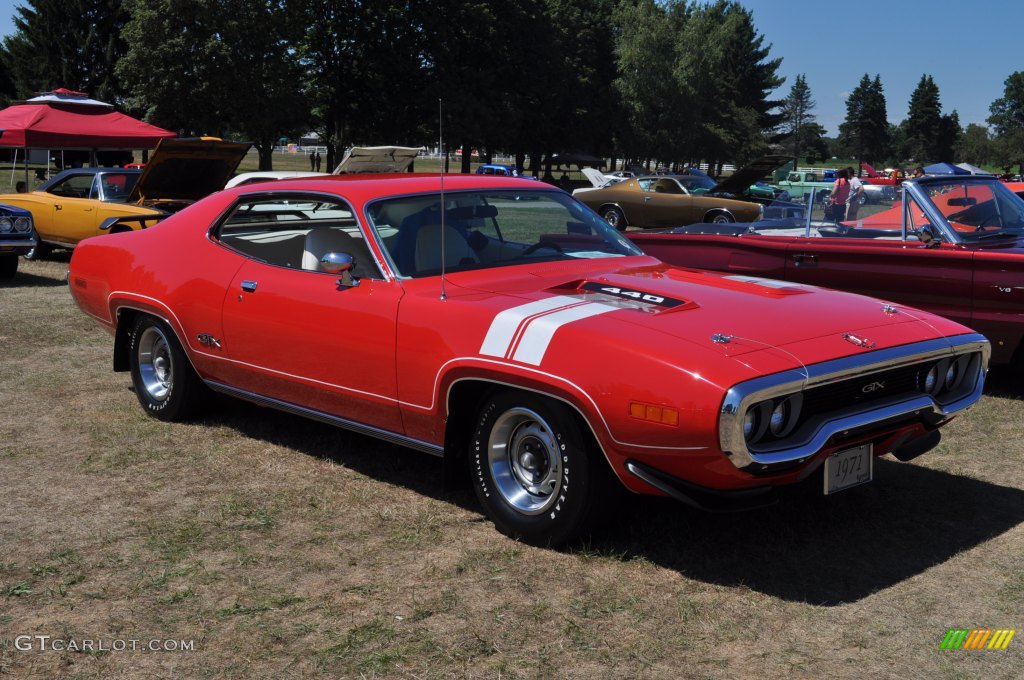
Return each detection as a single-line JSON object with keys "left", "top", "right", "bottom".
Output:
{"left": 320, "top": 252, "right": 359, "bottom": 287}
{"left": 916, "top": 224, "right": 940, "bottom": 247}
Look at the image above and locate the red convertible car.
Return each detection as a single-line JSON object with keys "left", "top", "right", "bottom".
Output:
{"left": 69, "top": 175, "right": 988, "bottom": 544}
{"left": 631, "top": 175, "right": 1024, "bottom": 367}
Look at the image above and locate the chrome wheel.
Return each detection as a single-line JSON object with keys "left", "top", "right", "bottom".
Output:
{"left": 487, "top": 407, "right": 562, "bottom": 515}
{"left": 601, "top": 207, "right": 626, "bottom": 230}
{"left": 137, "top": 325, "right": 173, "bottom": 403}
{"left": 709, "top": 212, "right": 734, "bottom": 224}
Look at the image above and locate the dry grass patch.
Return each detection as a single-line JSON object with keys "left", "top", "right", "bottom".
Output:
{"left": 0, "top": 257, "right": 1022, "bottom": 679}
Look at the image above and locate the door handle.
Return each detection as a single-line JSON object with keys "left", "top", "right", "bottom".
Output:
{"left": 55, "top": 205, "right": 62, "bottom": 211}
{"left": 240, "top": 280, "right": 258, "bottom": 293}
{"left": 793, "top": 253, "right": 818, "bottom": 267}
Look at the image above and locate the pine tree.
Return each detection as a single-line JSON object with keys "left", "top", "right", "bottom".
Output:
{"left": 779, "top": 74, "right": 815, "bottom": 168}
{"left": 904, "top": 74, "right": 943, "bottom": 162}
{"left": 839, "top": 74, "right": 889, "bottom": 167}
{"left": 988, "top": 71, "right": 1024, "bottom": 173}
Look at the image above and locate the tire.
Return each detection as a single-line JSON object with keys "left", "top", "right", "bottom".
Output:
{"left": 858, "top": 192, "right": 867, "bottom": 206}
{"left": 471, "top": 391, "right": 602, "bottom": 546}
{"left": 0, "top": 254, "right": 17, "bottom": 279}
{"left": 22, "top": 241, "right": 51, "bottom": 261}
{"left": 128, "top": 315, "right": 205, "bottom": 422}
{"left": 600, "top": 206, "right": 627, "bottom": 231}
{"left": 705, "top": 211, "right": 734, "bottom": 224}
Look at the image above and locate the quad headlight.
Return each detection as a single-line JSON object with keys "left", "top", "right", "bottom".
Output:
{"left": 0, "top": 218, "right": 11, "bottom": 233}
{"left": 743, "top": 394, "right": 803, "bottom": 445}
{"left": 14, "top": 217, "right": 31, "bottom": 233}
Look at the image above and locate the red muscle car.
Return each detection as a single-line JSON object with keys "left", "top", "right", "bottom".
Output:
{"left": 630, "top": 175, "right": 1024, "bottom": 367}
{"left": 69, "top": 175, "right": 988, "bottom": 545}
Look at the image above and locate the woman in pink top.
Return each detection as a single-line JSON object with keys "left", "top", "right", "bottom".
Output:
{"left": 829, "top": 167, "right": 850, "bottom": 223}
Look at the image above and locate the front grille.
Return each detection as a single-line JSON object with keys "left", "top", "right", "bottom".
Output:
{"left": 800, "top": 363, "right": 925, "bottom": 420}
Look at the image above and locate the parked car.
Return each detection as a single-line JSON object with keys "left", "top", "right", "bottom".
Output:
{"left": 0, "top": 138, "right": 250, "bottom": 258}
{"left": 225, "top": 146, "right": 421, "bottom": 189}
{"left": 773, "top": 169, "right": 834, "bottom": 203}
{"left": 629, "top": 174, "right": 1024, "bottom": 366}
{"left": 474, "top": 164, "right": 535, "bottom": 179}
{"left": 68, "top": 174, "right": 988, "bottom": 544}
{"left": 0, "top": 203, "right": 36, "bottom": 278}
{"left": 574, "top": 175, "right": 763, "bottom": 229}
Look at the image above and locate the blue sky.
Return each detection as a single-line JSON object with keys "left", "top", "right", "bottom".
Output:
{"left": 1, "top": 0, "right": 1020, "bottom": 136}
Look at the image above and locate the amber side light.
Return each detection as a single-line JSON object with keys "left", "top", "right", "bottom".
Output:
{"left": 629, "top": 401, "right": 678, "bottom": 426}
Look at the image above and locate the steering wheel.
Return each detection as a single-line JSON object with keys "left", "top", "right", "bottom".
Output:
{"left": 975, "top": 215, "right": 1002, "bottom": 231}
{"left": 523, "top": 240, "right": 564, "bottom": 256}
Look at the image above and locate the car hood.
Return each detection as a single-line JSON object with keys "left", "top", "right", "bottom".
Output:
{"left": 332, "top": 146, "right": 420, "bottom": 174}
{"left": 710, "top": 155, "right": 793, "bottom": 196}
{"left": 452, "top": 260, "right": 961, "bottom": 368}
{"left": 129, "top": 138, "right": 251, "bottom": 203}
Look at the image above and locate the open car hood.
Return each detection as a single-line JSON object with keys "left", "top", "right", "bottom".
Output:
{"left": 129, "top": 138, "right": 251, "bottom": 203}
{"left": 332, "top": 146, "right": 419, "bottom": 174}
{"left": 709, "top": 154, "right": 792, "bottom": 195}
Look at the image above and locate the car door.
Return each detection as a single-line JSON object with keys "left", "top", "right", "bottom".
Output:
{"left": 784, "top": 232, "right": 974, "bottom": 329}
{"left": 45, "top": 173, "right": 101, "bottom": 244}
{"left": 640, "top": 178, "right": 697, "bottom": 227}
{"left": 214, "top": 194, "right": 405, "bottom": 433}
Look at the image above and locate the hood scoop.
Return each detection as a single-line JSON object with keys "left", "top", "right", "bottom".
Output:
{"left": 545, "top": 278, "right": 698, "bottom": 314}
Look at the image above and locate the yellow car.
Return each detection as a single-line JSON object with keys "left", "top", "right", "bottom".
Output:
{"left": 1, "top": 138, "right": 250, "bottom": 258}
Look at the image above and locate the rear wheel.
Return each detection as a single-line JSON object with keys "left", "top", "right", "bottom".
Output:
{"left": 128, "top": 315, "right": 205, "bottom": 421}
{"left": 471, "top": 392, "right": 602, "bottom": 546}
{"left": 705, "top": 211, "right": 734, "bottom": 224}
{"left": 600, "top": 206, "right": 627, "bottom": 231}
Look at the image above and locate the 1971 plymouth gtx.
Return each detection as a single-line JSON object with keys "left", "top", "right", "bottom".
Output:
{"left": 0, "top": 203, "right": 36, "bottom": 278}
{"left": 69, "top": 174, "right": 988, "bottom": 544}
{"left": 0, "top": 138, "right": 250, "bottom": 258}
{"left": 630, "top": 175, "right": 1024, "bottom": 367}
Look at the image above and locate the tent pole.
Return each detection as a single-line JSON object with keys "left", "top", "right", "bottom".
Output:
{"left": 9, "top": 148, "right": 15, "bottom": 186}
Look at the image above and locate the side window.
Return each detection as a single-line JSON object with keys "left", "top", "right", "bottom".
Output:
{"left": 905, "top": 196, "right": 939, "bottom": 242}
{"left": 638, "top": 178, "right": 656, "bottom": 192}
{"left": 214, "top": 195, "right": 383, "bottom": 280}
{"left": 48, "top": 174, "right": 94, "bottom": 198}
{"left": 806, "top": 173, "right": 818, "bottom": 182}
{"left": 655, "top": 179, "right": 681, "bottom": 194}
{"left": 787, "top": 173, "right": 800, "bottom": 182}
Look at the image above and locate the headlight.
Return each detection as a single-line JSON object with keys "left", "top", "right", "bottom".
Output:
{"left": 769, "top": 401, "right": 787, "bottom": 435}
{"left": 743, "top": 410, "right": 757, "bottom": 438}
{"left": 14, "top": 217, "right": 31, "bottom": 233}
{"left": 944, "top": 363, "right": 958, "bottom": 389}
{"left": 924, "top": 366, "right": 938, "bottom": 393}
{"left": 0, "top": 218, "right": 12, "bottom": 233}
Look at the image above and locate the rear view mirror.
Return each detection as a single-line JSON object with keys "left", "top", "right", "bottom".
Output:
{"left": 946, "top": 197, "right": 977, "bottom": 207}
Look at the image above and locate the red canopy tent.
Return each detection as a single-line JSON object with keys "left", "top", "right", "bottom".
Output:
{"left": 0, "top": 88, "right": 174, "bottom": 148}
{"left": 0, "top": 89, "right": 175, "bottom": 185}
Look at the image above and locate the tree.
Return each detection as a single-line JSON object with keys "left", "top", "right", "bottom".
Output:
{"left": 778, "top": 74, "right": 815, "bottom": 168}
{"left": 956, "top": 123, "right": 992, "bottom": 167}
{"left": 988, "top": 71, "right": 1024, "bottom": 173}
{"left": 797, "top": 122, "right": 829, "bottom": 164}
{"left": 1, "top": 0, "right": 128, "bottom": 103}
{"left": 118, "top": 0, "right": 306, "bottom": 169}
{"left": 904, "top": 74, "right": 943, "bottom": 162}
{"left": 839, "top": 74, "right": 889, "bottom": 167}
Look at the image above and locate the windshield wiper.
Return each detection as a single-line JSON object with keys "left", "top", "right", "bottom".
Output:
{"left": 970, "top": 229, "right": 1024, "bottom": 240}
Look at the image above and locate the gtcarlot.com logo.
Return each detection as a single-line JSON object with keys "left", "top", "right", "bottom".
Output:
{"left": 941, "top": 629, "right": 1016, "bottom": 650}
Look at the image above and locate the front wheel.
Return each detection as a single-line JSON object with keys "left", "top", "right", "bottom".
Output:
{"left": 22, "top": 241, "right": 51, "bottom": 261}
{"left": 705, "top": 211, "right": 735, "bottom": 224}
{"left": 128, "top": 315, "right": 205, "bottom": 421}
{"left": 471, "top": 392, "right": 601, "bottom": 546}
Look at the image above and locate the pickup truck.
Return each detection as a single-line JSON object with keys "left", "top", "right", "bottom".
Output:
{"left": 773, "top": 170, "right": 833, "bottom": 203}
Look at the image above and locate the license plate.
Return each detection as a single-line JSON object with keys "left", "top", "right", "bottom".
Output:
{"left": 824, "top": 444, "right": 873, "bottom": 495}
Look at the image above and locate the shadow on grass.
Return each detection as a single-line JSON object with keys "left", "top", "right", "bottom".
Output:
{"left": 204, "top": 396, "right": 1024, "bottom": 606}
{"left": 984, "top": 367, "right": 1024, "bottom": 400}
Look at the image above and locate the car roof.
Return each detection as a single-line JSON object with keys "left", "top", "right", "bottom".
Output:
{"left": 228, "top": 173, "right": 544, "bottom": 201}
{"left": 36, "top": 167, "right": 140, "bottom": 191}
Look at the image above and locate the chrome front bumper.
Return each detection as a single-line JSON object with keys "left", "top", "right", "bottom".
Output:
{"left": 719, "top": 333, "right": 990, "bottom": 472}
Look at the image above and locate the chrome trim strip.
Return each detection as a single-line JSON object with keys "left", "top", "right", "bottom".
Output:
{"left": 719, "top": 333, "right": 990, "bottom": 471}
{"left": 205, "top": 380, "right": 444, "bottom": 457}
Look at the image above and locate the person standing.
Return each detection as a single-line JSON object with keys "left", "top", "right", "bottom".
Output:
{"left": 315, "top": 151, "right": 322, "bottom": 172}
{"left": 309, "top": 150, "right": 316, "bottom": 171}
{"left": 845, "top": 166, "right": 864, "bottom": 221}
{"left": 828, "top": 168, "right": 851, "bottom": 223}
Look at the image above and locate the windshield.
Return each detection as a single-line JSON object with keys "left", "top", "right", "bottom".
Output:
{"left": 366, "top": 189, "right": 643, "bottom": 278}
{"left": 678, "top": 175, "right": 716, "bottom": 192}
{"left": 920, "top": 179, "right": 1024, "bottom": 241}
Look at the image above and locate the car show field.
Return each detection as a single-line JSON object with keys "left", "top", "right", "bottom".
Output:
{"left": 2, "top": 240, "right": 1023, "bottom": 680}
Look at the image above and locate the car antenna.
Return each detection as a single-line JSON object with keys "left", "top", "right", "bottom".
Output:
{"left": 438, "top": 98, "right": 448, "bottom": 301}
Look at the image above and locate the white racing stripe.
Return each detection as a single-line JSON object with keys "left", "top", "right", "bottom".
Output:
{"left": 481, "top": 295, "right": 617, "bottom": 366}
